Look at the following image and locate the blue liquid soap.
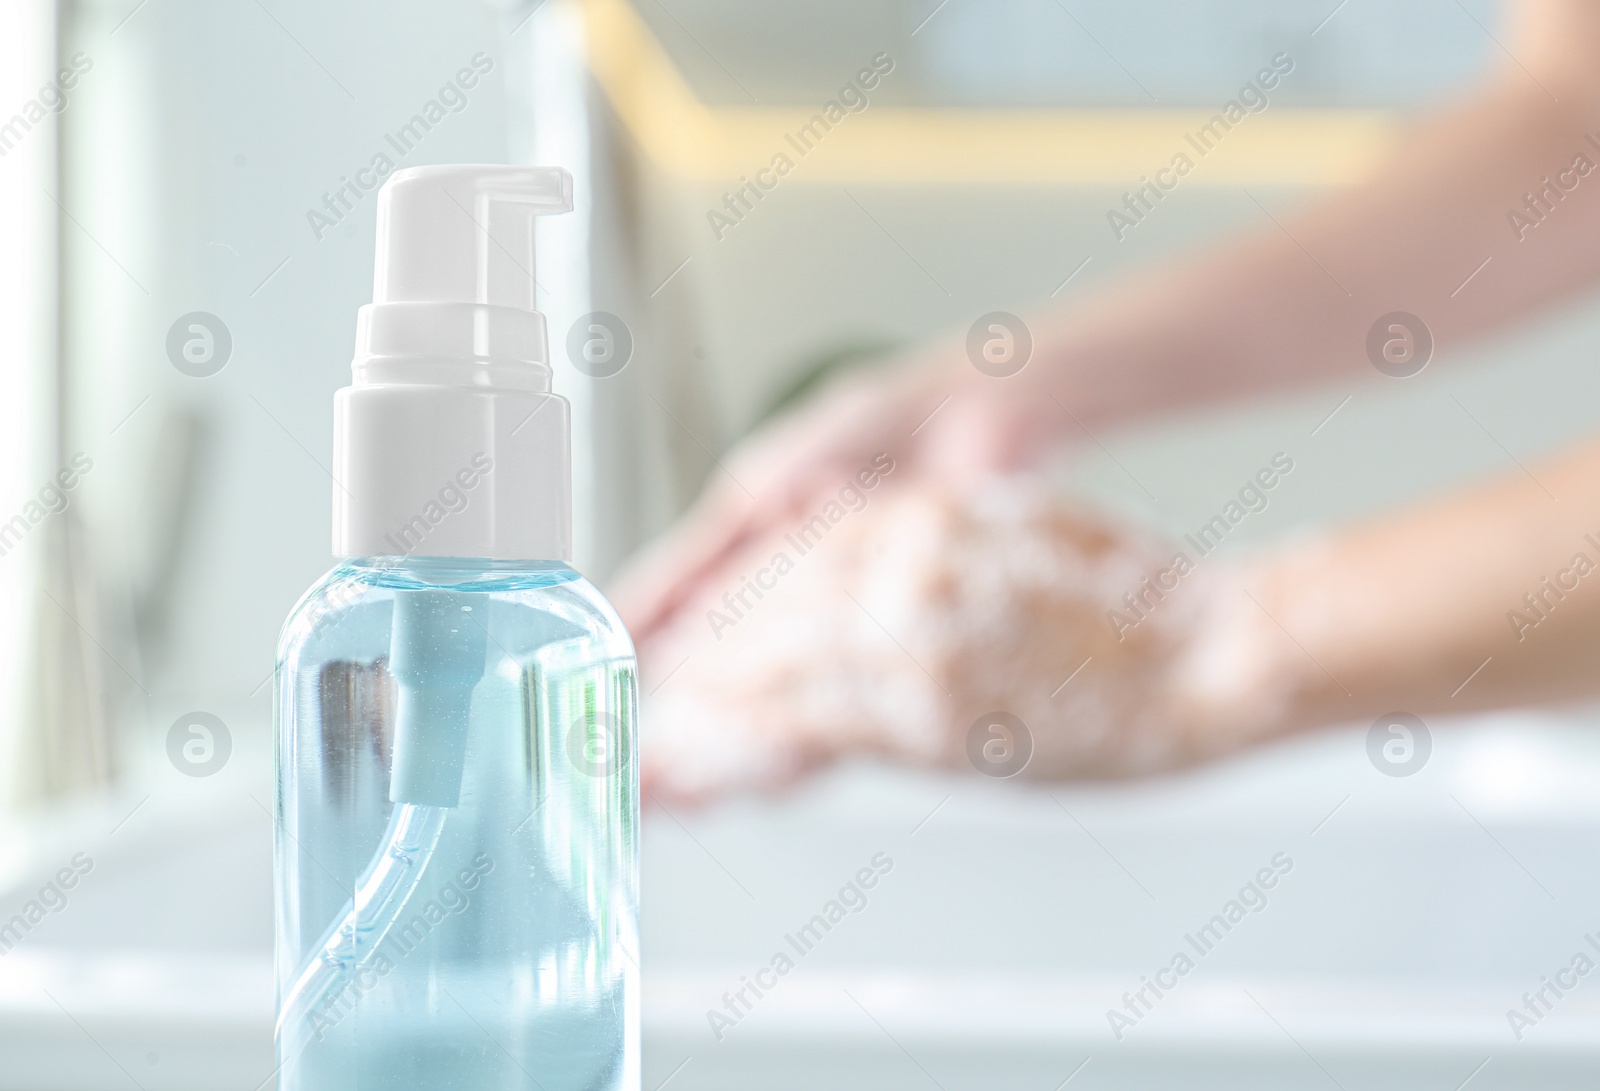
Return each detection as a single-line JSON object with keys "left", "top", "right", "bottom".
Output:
{"left": 275, "top": 560, "right": 637, "bottom": 1089}
{"left": 274, "top": 168, "right": 638, "bottom": 1089}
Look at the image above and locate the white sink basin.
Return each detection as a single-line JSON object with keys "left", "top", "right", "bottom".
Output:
{"left": 3, "top": 712, "right": 1598, "bottom": 1089}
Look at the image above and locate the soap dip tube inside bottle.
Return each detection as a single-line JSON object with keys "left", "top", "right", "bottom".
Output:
{"left": 274, "top": 166, "right": 639, "bottom": 1090}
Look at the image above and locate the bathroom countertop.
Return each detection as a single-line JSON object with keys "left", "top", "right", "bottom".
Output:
{"left": 3, "top": 710, "right": 1599, "bottom": 1089}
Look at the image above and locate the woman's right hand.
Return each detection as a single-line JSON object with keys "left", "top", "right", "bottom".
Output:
{"left": 614, "top": 346, "right": 1063, "bottom": 648}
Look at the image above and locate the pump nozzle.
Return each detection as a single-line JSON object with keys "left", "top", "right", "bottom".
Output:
{"left": 333, "top": 165, "right": 576, "bottom": 563}
{"left": 373, "top": 165, "right": 573, "bottom": 311}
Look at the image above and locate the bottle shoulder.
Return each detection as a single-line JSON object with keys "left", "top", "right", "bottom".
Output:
{"left": 278, "top": 558, "right": 634, "bottom": 666}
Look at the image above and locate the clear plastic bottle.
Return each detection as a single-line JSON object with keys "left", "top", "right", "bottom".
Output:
{"left": 275, "top": 558, "right": 637, "bottom": 1089}
{"left": 273, "top": 166, "right": 638, "bottom": 1089}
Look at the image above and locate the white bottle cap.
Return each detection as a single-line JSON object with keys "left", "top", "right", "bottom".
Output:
{"left": 332, "top": 165, "right": 574, "bottom": 562}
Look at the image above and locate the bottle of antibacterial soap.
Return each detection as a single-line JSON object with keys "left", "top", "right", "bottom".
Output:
{"left": 274, "top": 166, "right": 639, "bottom": 1090}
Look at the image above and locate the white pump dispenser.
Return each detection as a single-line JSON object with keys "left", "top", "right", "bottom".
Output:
{"left": 332, "top": 165, "right": 574, "bottom": 562}
{"left": 276, "top": 164, "right": 638, "bottom": 1087}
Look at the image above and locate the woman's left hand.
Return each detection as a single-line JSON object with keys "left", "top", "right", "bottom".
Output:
{"left": 633, "top": 478, "right": 1302, "bottom": 805}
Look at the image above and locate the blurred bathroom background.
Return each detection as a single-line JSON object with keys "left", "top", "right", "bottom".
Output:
{"left": 5, "top": 0, "right": 1600, "bottom": 1087}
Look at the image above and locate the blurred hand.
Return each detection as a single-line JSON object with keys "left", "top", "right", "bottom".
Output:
{"left": 615, "top": 352, "right": 1062, "bottom": 649}
{"left": 632, "top": 477, "right": 1303, "bottom": 806}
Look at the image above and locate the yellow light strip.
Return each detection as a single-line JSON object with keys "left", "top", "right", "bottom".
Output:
{"left": 580, "top": 0, "right": 1399, "bottom": 186}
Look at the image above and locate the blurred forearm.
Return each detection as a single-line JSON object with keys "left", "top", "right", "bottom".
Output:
{"left": 1259, "top": 438, "right": 1600, "bottom": 731}
{"left": 986, "top": 1, "right": 1600, "bottom": 434}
